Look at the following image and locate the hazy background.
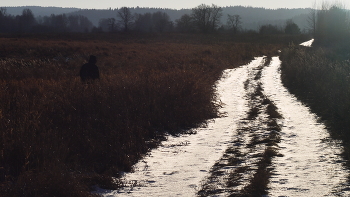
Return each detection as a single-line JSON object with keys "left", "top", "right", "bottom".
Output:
{"left": 1, "top": 0, "right": 348, "bottom": 34}
{"left": 1, "top": 0, "right": 345, "bottom": 9}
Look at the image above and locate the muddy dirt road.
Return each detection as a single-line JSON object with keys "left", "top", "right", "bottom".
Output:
{"left": 98, "top": 54, "right": 350, "bottom": 197}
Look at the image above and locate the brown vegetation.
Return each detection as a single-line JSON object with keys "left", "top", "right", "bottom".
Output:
{"left": 280, "top": 44, "right": 350, "bottom": 163}
{"left": 0, "top": 33, "right": 302, "bottom": 196}
{"left": 280, "top": 3, "right": 350, "bottom": 171}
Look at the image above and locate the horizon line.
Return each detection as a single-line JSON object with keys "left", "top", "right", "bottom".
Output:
{"left": 1, "top": 5, "right": 312, "bottom": 11}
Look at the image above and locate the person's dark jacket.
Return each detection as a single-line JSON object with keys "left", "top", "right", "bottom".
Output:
{"left": 80, "top": 55, "right": 99, "bottom": 82}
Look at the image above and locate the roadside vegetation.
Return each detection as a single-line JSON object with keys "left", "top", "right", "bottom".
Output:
{"left": 0, "top": 3, "right": 311, "bottom": 196}
{"left": 280, "top": 3, "right": 350, "bottom": 164}
{"left": 0, "top": 32, "right": 308, "bottom": 196}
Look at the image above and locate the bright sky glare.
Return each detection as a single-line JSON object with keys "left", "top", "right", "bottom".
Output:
{"left": 1, "top": 0, "right": 347, "bottom": 10}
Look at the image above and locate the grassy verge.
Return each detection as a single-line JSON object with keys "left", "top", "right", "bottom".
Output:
{"left": 280, "top": 44, "right": 350, "bottom": 163}
{"left": 0, "top": 33, "right": 300, "bottom": 196}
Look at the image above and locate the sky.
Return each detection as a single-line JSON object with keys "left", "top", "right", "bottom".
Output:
{"left": 2, "top": 0, "right": 346, "bottom": 10}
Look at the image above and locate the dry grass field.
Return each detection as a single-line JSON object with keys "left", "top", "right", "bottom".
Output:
{"left": 0, "top": 33, "right": 304, "bottom": 196}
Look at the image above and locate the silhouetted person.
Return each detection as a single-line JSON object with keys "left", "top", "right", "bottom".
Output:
{"left": 80, "top": 55, "right": 99, "bottom": 82}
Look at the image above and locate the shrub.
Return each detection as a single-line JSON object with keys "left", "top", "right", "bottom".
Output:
{"left": 280, "top": 45, "right": 350, "bottom": 160}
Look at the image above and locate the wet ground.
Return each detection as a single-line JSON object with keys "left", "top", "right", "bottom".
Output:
{"left": 98, "top": 45, "right": 350, "bottom": 196}
{"left": 263, "top": 57, "right": 350, "bottom": 196}
{"left": 98, "top": 57, "right": 255, "bottom": 197}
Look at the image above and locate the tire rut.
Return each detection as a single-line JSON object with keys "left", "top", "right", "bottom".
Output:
{"left": 198, "top": 57, "right": 283, "bottom": 196}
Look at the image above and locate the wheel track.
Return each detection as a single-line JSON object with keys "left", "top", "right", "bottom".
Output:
{"left": 198, "top": 56, "right": 283, "bottom": 196}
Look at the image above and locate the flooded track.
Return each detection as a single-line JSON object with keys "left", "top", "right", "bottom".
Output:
{"left": 98, "top": 55, "right": 350, "bottom": 197}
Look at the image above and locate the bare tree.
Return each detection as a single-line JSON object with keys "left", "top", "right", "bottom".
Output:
{"left": 133, "top": 13, "right": 153, "bottom": 32}
{"left": 191, "top": 4, "right": 209, "bottom": 32}
{"left": 51, "top": 14, "right": 68, "bottom": 32}
{"left": 0, "top": 8, "right": 7, "bottom": 29}
{"left": 152, "top": 11, "right": 170, "bottom": 32}
{"left": 107, "top": 18, "right": 117, "bottom": 32}
{"left": 0, "top": 7, "right": 7, "bottom": 18}
{"left": 227, "top": 14, "right": 242, "bottom": 34}
{"left": 20, "top": 9, "right": 36, "bottom": 32}
{"left": 210, "top": 4, "right": 223, "bottom": 31}
{"left": 79, "top": 15, "right": 94, "bottom": 32}
{"left": 176, "top": 14, "right": 194, "bottom": 32}
{"left": 315, "top": 2, "right": 349, "bottom": 44}
{"left": 117, "top": 7, "right": 133, "bottom": 32}
{"left": 0, "top": 8, "right": 11, "bottom": 33}
{"left": 307, "top": 2, "right": 317, "bottom": 36}
{"left": 191, "top": 4, "right": 222, "bottom": 33}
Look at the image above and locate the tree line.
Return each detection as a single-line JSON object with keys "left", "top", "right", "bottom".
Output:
{"left": 307, "top": 3, "right": 350, "bottom": 46}
{"left": 0, "top": 8, "right": 93, "bottom": 33}
{"left": 0, "top": 4, "right": 303, "bottom": 35}
{"left": 94, "top": 4, "right": 226, "bottom": 33}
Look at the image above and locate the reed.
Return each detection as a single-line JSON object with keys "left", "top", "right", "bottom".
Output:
{"left": 0, "top": 33, "right": 295, "bottom": 196}
{"left": 280, "top": 45, "right": 350, "bottom": 162}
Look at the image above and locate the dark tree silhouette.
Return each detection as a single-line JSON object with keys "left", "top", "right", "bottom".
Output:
{"left": 67, "top": 15, "right": 93, "bottom": 32}
{"left": 0, "top": 8, "right": 93, "bottom": 33}
{"left": 227, "top": 14, "right": 242, "bottom": 34}
{"left": 0, "top": 8, "right": 9, "bottom": 33}
{"left": 134, "top": 13, "right": 153, "bottom": 32}
{"left": 307, "top": 2, "right": 317, "bottom": 36}
{"left": 19, "top": 9, "right": 36, "bottom": 33}
{"left": 259, "top": 24, "right": 283, "bottom": 34}
{"left": 175, "top": 14, "right": 194, "bottom": 32}
{"left": 315, "top": 4, "right": 349, "bottom": 45}
{"left": 152, "top": 11, "right": 171, "bottom": 33}
{"left": 0, "top": 8, "right": 7, "bottom": 24}
{"left": 191, "top": 4, "right": 222, "bottom": 33}
{"left": 107, "top": 18, "right": 117, "bottom": 32}
{"left": 50, "top": 14, "right": 68, "bottom": 32}
{"left": 285, "top": 19, "right": 300, "bottom": 34}
{"left": 117, "top": 7, "right": 133, "bottom": 32}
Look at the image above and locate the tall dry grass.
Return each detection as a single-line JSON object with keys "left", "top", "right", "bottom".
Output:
{"left": 280, "top": 45, "right": 350, "bottom": 163}
{"left": 0, "top": 33, "right": 293, "bottom": 196}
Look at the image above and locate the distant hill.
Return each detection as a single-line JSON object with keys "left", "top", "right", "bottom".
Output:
{"left": 69, "top": 7, "right": 191, "bottom": 27}
{"left": 71, "top": 6, "right": 311, "bottom": 31}
{"left": 221, "top": 6, "right": 311, "bottom": 30}
{"left": 3, "top": 6, "right": 311, "bottom": 31}
{"left": 3, "top": 6, "right": 79, "bottom": 16}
